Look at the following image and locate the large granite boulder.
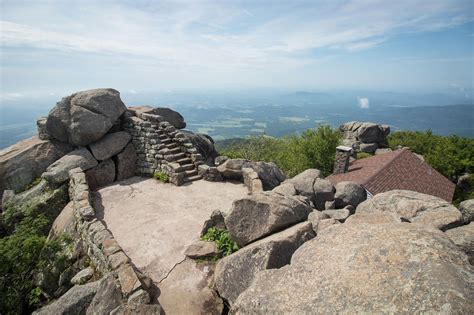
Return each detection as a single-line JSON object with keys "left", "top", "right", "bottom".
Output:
{"left": 45, "top": 89, "right": 127, "bottom": 146}
{"left": 128, "top": 105, "right": 186, "bottom": 129}
{"left": 42, "top": 148, "right": 98, "bottom": 185}
{"left": 33, "top": 281, "right": 100, "bottom": 315}
{"left": 340, "top": 121, "right": 390, "bottom": 144}
{"left": 88, "top": 131, "right": 131, "bottom": 161}
{"left": 334, "top": 181, "right": 367, "bottom": 208}
{"left": 445, "top": 222, "right": 474, "bottom": 264}
{"left": 217, "top": 159, "right": 285, "bottom": 190}
{"left": 86, "top": 274, "right": 122, "bottom": 315}
{"left": 181, "top": 131, "right": 219, "bottom": 163}
{"left": 114, "top": 143, "right": 137, "bottom": 181}
{"left": 0, "top": 136, "right": 72, "bottom": 198}
{"left": 85, "top": 159, "right": 116, "bottom": 190}
{"left": 233, "top": 214, "right": 474, "bottom": 313}
{"left": 459, "top": 199, "right": 474, "bottom": 223}
{"left": 356, "top": 190, "right": 462, "bottom": 230}
{"left": 282, "top": 170, "right": 333, "bottom": 210}
{"left": 214, "top": 222, "right": 314, "bottom": 305}
{"left": 225, "top": 192, "right": 312, "bottom": 246}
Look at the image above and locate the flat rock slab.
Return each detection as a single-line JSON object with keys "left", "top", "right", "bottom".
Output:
{"left": 93, "top": 177, "right": 247, "bottom": 314}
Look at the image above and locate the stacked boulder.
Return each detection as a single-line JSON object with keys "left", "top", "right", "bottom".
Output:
{"left": 340, "top": 121, "right": 390, "bottom": 153}
{"left": 206, "top": 168, "right": 369, "bottom": 306}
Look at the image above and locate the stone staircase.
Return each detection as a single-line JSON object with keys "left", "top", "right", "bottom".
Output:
{"left": 122, "top": 110, "right": 203, "bottom": 186}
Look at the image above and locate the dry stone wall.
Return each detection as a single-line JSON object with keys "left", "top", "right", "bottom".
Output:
{"left": 121, "top": 110, "right": 204, "bottom": 185}
{"left": 68, "top": 168, "right": 153, "bottom": 307}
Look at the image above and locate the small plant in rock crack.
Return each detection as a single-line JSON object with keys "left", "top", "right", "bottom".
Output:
{"left": 153, "top": 171, "right": 170, "bottom": 183}
{"left": 201, "top": 227, "right": 239, "bottom": 256}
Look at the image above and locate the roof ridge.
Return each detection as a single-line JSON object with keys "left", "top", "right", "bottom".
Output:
{"left": 363, "top": 149, "right": 407, "bottom": 184}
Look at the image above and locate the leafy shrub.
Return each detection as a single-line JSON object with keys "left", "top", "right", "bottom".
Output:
{"left": 201, "top": 227, "right": 239, "bottom": 256}
{"left": 153, "top": 171, "right": 170, "bottom": 183}
{"left": 219, "top": 125, "right": 341, "bottom": 177}
{"left": 357, "top": 152, "right": 372, "bottom": 159}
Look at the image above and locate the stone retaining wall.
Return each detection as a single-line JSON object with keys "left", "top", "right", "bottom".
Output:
{"left": 68, "top": 168, "right": 153, "bottom": 305}
{"left": 121, "top": 110, "right": 204, "bottom": 185}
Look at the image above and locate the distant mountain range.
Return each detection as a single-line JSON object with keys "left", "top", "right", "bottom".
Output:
{"left": 1, "top": 90, "right": 472, "bottom": 149}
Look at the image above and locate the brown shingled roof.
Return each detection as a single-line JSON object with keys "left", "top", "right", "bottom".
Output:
{"left": 327, "top": 149, "right": 456, "bottom": 202}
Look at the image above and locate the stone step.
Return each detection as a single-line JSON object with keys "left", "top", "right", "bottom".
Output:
{"left": 181, "top": 164, "right": 195, "bottom": 171}
{"left": 168, "top": 147, "right": 182, "bottom": 154}
{"left": 165, "top": 152, "right": 186, "bottom": 162}
{"left": 161, "top": 138, "right": 172, "bottom": 144}
{"left": 185, "top": 169, "right": 198, "bottom": 177}
{"left": 177, "top": 157, "right": 192, "bottom": 165}
{"left": 166, "top": 143, "right": 179, "bottom": 149}
{"left": 184, "top": 174, "right": 202, "bottom": 183}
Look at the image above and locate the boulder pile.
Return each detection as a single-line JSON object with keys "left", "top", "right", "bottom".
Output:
{"left": 202, "top": 165, "right": 474, "bottom": 313}
{"left": 340, "top": 121, "right": 390, "bottom": 153}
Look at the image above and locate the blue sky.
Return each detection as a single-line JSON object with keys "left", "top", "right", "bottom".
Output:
{"left": 0, "top": 0, "right": 473, "bottom": 101}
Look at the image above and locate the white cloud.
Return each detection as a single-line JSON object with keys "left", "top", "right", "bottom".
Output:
{"left": 358, "top": 97, "right": 370, "bottom": 109}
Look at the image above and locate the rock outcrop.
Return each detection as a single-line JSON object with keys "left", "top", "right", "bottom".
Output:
{"left": 85, "top": 159, "right": 116, "bottom": 190}
{"left": 340, "top": 121, "right": 390, "bottom": 153}
{"left": 225, "top": 192, "right": 312, "bottom": 246}
{"left": 45, "top": 88, "right": 127, "bottom": 146}
{"left": 233, "top": 214, "right": 474, "bottom": 314}
{"left": 42, "top": 148, "right": 98, "bottom": 185}
{"left": 88, "top": 131, "right": 131, "bottom": 161}
{"left": 128, "top": 106, "right": 186, "bottom": 129}
{"left": 445, "top": 222, "right": 474, "bottom": 264}
{"left": 334, "top": 181, "right": 367, "bottom": 208}
{"left": 459, "top": 199, "right": 474, "bottom": 223}
{"left": 356, "top": 190, "right": 462, "bottom": 230}
{"left": 217, "top": 159, "right": 285, "bottom": 190}
{"left": 114, "top": 143, "right": 137, "bottom": 181}
{"left": 0, "top": 136, "right": 72, "bottom": 198}
{"left": 214, "top": 222, "right": 314, "bottom": 305}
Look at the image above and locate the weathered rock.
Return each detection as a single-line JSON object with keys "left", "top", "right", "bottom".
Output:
{"left": 86, "top": 274, "right": 122, "bottom": 315}
{"left": 111, "top": 304, "right": 163, "bottom": 315}
{"left": 46, "top": 88, "right": 127, "bottom": 146}
{"left": 48, "top": 202, "right": 76, "bottom": 240}
{"left": 233, "top": 218, "right": 474, "bottom": 314}
{"left": 272, "top": 182, "right": 297, "bottom": 197}
{"left": 85, "top": 159, "right": 116, "bottom": 190}
{"left": 117, "top": 264, "right": 141, "bottom": 296}
{"left": 0, "top": 136, "right": 72, "bottom": 197}
{"left": 225, "top": 192, "right": 312, "bottom": 246}
{"left": 127, "top": 289, "right": 150, "bottom": 306}
{"left": 242, "top": 167, "right": 263, "bottom": 193}
{"left": 181, "top": 131, "right": 219, "bottom": 163}
{"left": 37, "top": 117, "right": 51, "bottom": 140}
{"left": 357, "top": 190, "right": 462, "bottom": 230}
{"left": 89, "top": 131, "right": 131, "bottom": 161}
{"left": 459, "top": 199, "right": 474, "bottom": 223}
{"left": 286, "top": 169, "right": 322, "bottom": 200}
{"left": 184, "top": 240, "right": 219, "bottom": 259}
{"left": 307, "top": 210, "right": 330, "bottom": 233}
{"left": 200, "top": 210, "right": 226, "bottom": 236}
{"left": 214, "top": 155, "right": 228, "bottom": 166}
{"left": 71, "top": 267, "right": 94, "bottom": 285}
{"left": 445, "top": 222, "right": 474, "bottom": 264}
{"left": 318, "top": 217, "right": 341, "bottom": 231}
{"left": 42, "top": 148, "right": 98, "bottom": 185}
{"left": 334, "top": 181, "right": 366, "bottom": 208}
{"left": 214, "top": 222, "right": 315, "bottom": 305}
{"left": 114, "top": 143, "right": 137, "bottom": 181}
{"left": 322, "top": 208, "right": 351, "bottom": 222}
{"left": 325, "top": 200, "right": 335, "bottom": 210}
{"left": 34, "top": 281, "right": 100, "bottom": 315}
{"left": 359, "top": 142, "right": 378, "bottom": 153}
{"left": 341, "top": 121, "right": 389, "bottom": 144}
{"left": 128, "top": 106, "right": 186, "bottom": 129}
{"left": 312, "top": 178, "right": 335, "bottom": 210}
{"left": 217, "top": 159, "right": 285, "bottom": 190}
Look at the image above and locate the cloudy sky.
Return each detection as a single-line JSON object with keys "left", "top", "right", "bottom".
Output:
{"left": 0, "top": 0, "right": 473, "bottom": 98}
